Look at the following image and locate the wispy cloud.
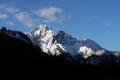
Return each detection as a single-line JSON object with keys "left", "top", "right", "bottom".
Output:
{"left": 35, "top": 6, "right": 68, "bottom": 23}
{"left": 0, "top": 3, "right": 34, "bottom": 27}
{"left": 15, "top": 12, "right": 35, "bottom": 27}
{"left": 6, "top": 6, "right": 20, "bottom": 14}
{"left": 0, "top": 4, "right": 7, "bottom": 9}
{"left": 0, "top": 4, "right": 70, "bottom": 28}
{"left": 0, "top": 14, "right": 8, "bottom": 19}
{"left": 0, "top": 4, "right": 20, "bottom": 14}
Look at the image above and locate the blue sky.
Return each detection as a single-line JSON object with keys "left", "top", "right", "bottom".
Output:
{"left": 0, "top": 0, "right": 120, "bottom": 51}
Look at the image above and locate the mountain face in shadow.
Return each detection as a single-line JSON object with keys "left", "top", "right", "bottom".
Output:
{"left": 0, "top": 27, "right": 120, "bottom": 80}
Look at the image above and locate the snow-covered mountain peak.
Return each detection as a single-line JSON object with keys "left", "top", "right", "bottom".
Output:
{"left": 83, "top": 38, "right": 92, "bottom": 41}
{"left": 31, "top": 25, "right": 54, "bottom": 38}
{"left": 80, "top": 38, "right": 103, "bottom": 51}
{"left": 38, "top": 25, "right": 49, "bottom": 32}
{"left": 27, "top": 25, "right": 67, "bottom": 55}
{"left": 55, "top": 30, "right": 77, "bottom": 45}
{"left": 38, "top": 24, "right": 48, "bottom": 30}
{"left": 57, "top": 30, "right": 75, "bottom": 39}
{"left": 57, "top": 30, "right": 68, "bottom": 37}
{"left": 33, "top": 25, "right": 48, "bottom": 33}
{"left": 26, "top": 25, "right": 107, "bottom": 58}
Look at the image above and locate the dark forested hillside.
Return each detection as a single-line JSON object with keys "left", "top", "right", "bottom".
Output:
{"left": 0, "top": 30, "right": 73, "bottom": 65}
{"left": 0, "top": 28, "right": 120, "bottom": 80}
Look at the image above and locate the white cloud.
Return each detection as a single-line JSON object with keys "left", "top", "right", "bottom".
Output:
{"left": 0, "top": 14, "right": 8, "bottom": 19}
{"left": 15, "top": 12, "right": 35, "bottom": 27}
{"left": 0, "top": 4, "right": 20, "bottom": 14}
{"left": 0, "top": 5, "right": 33, "bottom": 28}
{"left": 35, "top": 6, "right": 67, "bottom": 23}
{"left": 0, "top": 4, "right": 7, "bottom": 9}
{"left": 6, "top": 7, "right": 21, "bottom": 14}
{"left": 0, "top": 4, "right": 70, "bottom": 28}
{"left": 0, "top": 3, "right": 35, "bottom": 27}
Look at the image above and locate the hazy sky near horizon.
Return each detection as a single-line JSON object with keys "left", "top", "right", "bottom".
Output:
{"left": 0, "top": 0, "right": 120, "bottom": 51}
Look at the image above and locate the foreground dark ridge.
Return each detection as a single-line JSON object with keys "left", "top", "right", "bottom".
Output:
{"left": 0, "top": 29, "right": 73, "bottom": 65}
{"left": 0, "top": 28, "right": 120, "bottom": 80}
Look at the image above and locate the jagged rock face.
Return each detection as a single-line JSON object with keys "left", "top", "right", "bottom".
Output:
{"left": 55, "top": 31, "right": 77, "bottom": 45}
{"left": 26, "top": 25, "right": 66, "bottom": 55}
{"left": 54, "top": 30, "right": 104, "bottom": 58}
{"left": 26, "top": 25, "right": 106, "bottom": 58}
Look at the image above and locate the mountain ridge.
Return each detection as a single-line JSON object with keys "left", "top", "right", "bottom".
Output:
{"left": 0, "top": 27, "right": 120, "bottom": 65}
{"left": 27, "top": 25, "right": 106, "bottom": 58}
